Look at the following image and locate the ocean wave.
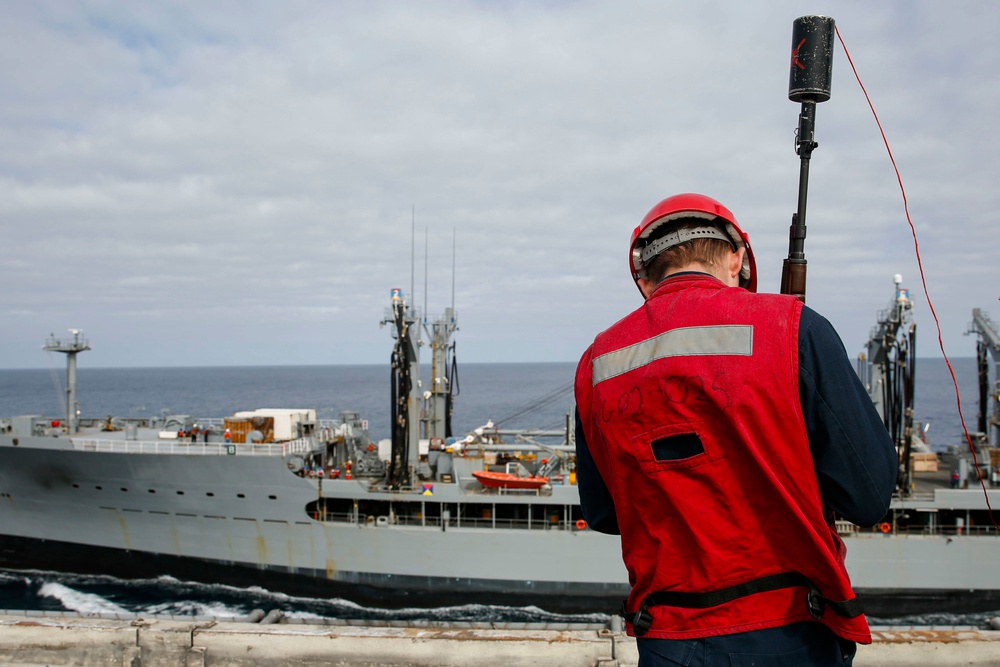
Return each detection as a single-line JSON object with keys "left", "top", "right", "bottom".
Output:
{"left": 6, "top": 568, "right": 994, "bottom": 627}
{"left": 38, "top": 582, "right": 129, "bottom": 615}
{"left": 0, "top": 569, "right": 607, "bottom": 624}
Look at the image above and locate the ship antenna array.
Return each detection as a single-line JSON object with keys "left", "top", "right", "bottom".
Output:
{"left": 424, "top": 227, "right": 428, "bottom": 325}
{"left": 451, "top": 227, "right": 456, "bottom": 314}
{"left": 410, "top": 204, "right": 415, "bottom": 318}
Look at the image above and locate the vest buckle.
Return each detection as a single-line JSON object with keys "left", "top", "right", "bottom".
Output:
{"left": 620, "top": 600, "right": 654, "bottom": 637}
{"left": 631, "top": 609, "right": 654, "bottom": 636}
{"left": 806, "top": 587, "right": 826, "bottom": 620}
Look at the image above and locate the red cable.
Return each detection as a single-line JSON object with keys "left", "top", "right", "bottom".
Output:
{"left": 835, "top": 25, "right": 998, "bottom": 530}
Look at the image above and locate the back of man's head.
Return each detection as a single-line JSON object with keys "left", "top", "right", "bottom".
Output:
{"left": 643, "top": 220, "right": 736, "bottom": 285}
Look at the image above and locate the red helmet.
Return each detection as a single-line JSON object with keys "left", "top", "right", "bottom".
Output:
{"left": 629, "top": 193, "right": 757, "bottom": 293}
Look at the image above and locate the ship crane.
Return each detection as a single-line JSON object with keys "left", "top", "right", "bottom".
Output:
{"left": 860, "top": 275, "right": 916, "bottom": 494}
{"left": 965, "top": 308, "right": 1000, "bottom": 448}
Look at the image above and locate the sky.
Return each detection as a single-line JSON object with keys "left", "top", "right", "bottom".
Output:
{"left": 2, "top": 1, "right": 998, "bottom": 369}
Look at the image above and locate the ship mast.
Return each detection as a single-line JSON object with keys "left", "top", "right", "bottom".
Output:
{"left": 861, "top": 275, "right": 916, "bottom": 494}
{"left": 43, "top": 329, "right": 91, "bottom": 434}
{"left": 422, "top": 229, "right": 459, "bottom": 442}
{"left": 423, "top": 306, "right": 458, "bottom": 442}
{"left": 382, "top": 219, "right": 461, "bottom": 487}
{"left": 383, "top": 289, "right": 422, "bottom": 489}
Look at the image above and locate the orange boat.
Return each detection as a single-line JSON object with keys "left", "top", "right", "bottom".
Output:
{"left": 472, "top": 470, "right": 549, "bottom": 490}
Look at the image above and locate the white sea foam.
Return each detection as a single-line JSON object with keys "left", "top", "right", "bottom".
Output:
{"left": 142, "top": 600, "right": 243, "bottom": 618}
{"left": 38, "top": 582, "right": 129, "bottom": 615}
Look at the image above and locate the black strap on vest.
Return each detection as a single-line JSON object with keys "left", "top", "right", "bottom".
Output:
{"left": 621, "top": 572, "right": 865, "bottom": 637}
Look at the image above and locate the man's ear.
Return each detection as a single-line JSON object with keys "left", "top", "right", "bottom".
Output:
{"left": 728, "top": 247, "right": 746, "bottom": 286}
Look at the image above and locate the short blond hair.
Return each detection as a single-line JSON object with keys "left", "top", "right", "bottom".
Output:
{"left": 643, "top": 221, "right": 734, "bottom": 285}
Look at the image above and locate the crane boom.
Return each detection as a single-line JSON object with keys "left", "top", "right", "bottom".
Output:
{"left": 966, "top": 309, "right": 1000, "bottom": 447}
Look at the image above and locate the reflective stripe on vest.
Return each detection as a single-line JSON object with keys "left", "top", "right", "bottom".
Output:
{"left": 591, "top": 325, "right": 753, "bottom": 386}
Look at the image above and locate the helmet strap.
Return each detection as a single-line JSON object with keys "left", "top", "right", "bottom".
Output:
{"left": 639, "top": 225, "right": 735, "bottom": 267}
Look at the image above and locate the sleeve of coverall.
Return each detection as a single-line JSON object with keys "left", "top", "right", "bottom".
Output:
{"left": 798, "top": 306, "right": 898, "bottom": 527}
{"left": 575, "top": 409, "right": 621, "bottom": 535}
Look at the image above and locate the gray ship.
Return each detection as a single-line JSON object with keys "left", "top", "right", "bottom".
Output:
{"left": 1, "top": 283, "right": 998, "bottom": 617}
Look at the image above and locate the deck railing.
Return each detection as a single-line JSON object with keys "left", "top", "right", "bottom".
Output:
{"left": 307, "top": 510, "right": 583, "bottom": 532}
{"left": 70, "top": 437, "right": 315, "bottom": 457}
{"left": 837, "top": 522, "right": 997, "bottom": 538}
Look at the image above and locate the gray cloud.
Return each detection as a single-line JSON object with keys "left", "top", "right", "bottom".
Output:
{"left": 2, "top": 1, "right": 998, "bottom": 368}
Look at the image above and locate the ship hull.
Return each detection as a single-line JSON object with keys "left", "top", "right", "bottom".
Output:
{"left": 2, "top": 433, "right": 999, "bottom": 617}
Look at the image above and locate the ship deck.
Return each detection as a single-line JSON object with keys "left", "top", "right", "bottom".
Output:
{"left": 11, "top": 417, "right": 325, "bottom": 458}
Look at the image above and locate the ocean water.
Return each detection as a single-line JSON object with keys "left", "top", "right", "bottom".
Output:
{"left": 0, "top": 362, "right": 578, "bottom": 444}
{"left": 0, "top": 357, "right": 982, "bottom": 449}
{"left": 0, "top": 357, "right": 993, "bottom": 625}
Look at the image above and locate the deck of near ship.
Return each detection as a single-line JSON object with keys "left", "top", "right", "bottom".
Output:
{"left": 0, "top": 613, "right": 997, "bottom": 666}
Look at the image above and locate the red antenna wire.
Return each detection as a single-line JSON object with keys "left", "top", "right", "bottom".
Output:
{"left": 835, "top": 25, "right": 998, "bottom": 529}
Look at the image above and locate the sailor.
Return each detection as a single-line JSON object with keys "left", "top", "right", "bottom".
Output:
{"left": 224, "top": 428, "right": 232, "bottom": 444}
{"left": 574, "top": 194, "right": 897, "bottom": 666}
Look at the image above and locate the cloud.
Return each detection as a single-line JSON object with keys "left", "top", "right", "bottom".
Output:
{"left": 1, "top": 0, "right": 998, "bottom": 369}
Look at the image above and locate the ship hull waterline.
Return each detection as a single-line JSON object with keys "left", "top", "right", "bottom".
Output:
{"left": 3, "top": 532, "right": 1000, "bottom": 618}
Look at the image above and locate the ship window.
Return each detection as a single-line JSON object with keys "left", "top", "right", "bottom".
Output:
{"left": 95, "top": 485, "right": 103, "bottom": 490}
{"left": 72, "top": 483, "right": 79, "bottom": 489}
{"left": 268, "top": 495, "right": 277, "bottom": 500}
{"left": 121, "top": 488, "right": 128, "bottom": 492}
{"left": 206, "top": 492, "right": 215, "bottom": 497}
{"left": 148, "top": 489, "right": 156, "bottom": 494}
{"left": 176, "top": 490, "right": 185, "bottom": 495}
{"left": 237, "top": 493, "right": 246, "bottom": 498}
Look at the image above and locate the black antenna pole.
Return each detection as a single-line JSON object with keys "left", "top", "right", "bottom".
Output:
{"left": 424, "top": 227, "right": 428, "bottom": 325}
{"left": 781, "top": 15, "right": 835, "bottom": 303}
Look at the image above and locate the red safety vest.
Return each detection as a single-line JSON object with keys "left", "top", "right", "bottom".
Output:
{"left": 575, "top": 274, "right": 871, "bottom": 643}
